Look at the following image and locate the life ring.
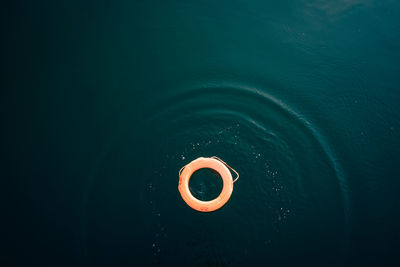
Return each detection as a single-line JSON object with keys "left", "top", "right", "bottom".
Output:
{"left": 178, "top": 156, "right": 239, "bottom": 212}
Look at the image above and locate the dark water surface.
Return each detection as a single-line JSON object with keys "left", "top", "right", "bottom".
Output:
{"left": 3, "top": 0, "right": 400, "bottom": 266}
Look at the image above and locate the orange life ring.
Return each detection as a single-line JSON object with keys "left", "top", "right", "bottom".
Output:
{"left": 178, "top": 156, "right": 239, "bottom": 212}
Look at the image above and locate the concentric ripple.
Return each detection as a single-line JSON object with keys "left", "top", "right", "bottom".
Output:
{"left": 84, "top": 80, "right": 350, "bottom": 266}
{"left": 146, "top": 80, "right": 349, "bottom": 209}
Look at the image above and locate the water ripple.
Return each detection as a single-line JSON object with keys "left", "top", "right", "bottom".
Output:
{"left": 145, "top": 79, "right": 350, "bottom": 239}
{"left": 85, "top": 79, "right": 351, "bottom": 265}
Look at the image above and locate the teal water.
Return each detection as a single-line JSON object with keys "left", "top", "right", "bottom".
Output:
{"left": 2, "top": 0, "right": 400, "bottom": 266}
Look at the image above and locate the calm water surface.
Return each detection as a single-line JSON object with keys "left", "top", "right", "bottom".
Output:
{"left": 3, "top": 0, "right": 400, "bottom": 266}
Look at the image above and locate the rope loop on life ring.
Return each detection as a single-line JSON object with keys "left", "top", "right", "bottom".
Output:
{"left": 179, "top": 156, "right": 239, "bottom": 183}
{"left": 178, "top": 156, "right": 239, "bottom": 212}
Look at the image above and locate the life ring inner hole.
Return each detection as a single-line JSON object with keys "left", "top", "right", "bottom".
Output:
{"left": 189, "top": 168, "right": 223, "bottom": 201}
